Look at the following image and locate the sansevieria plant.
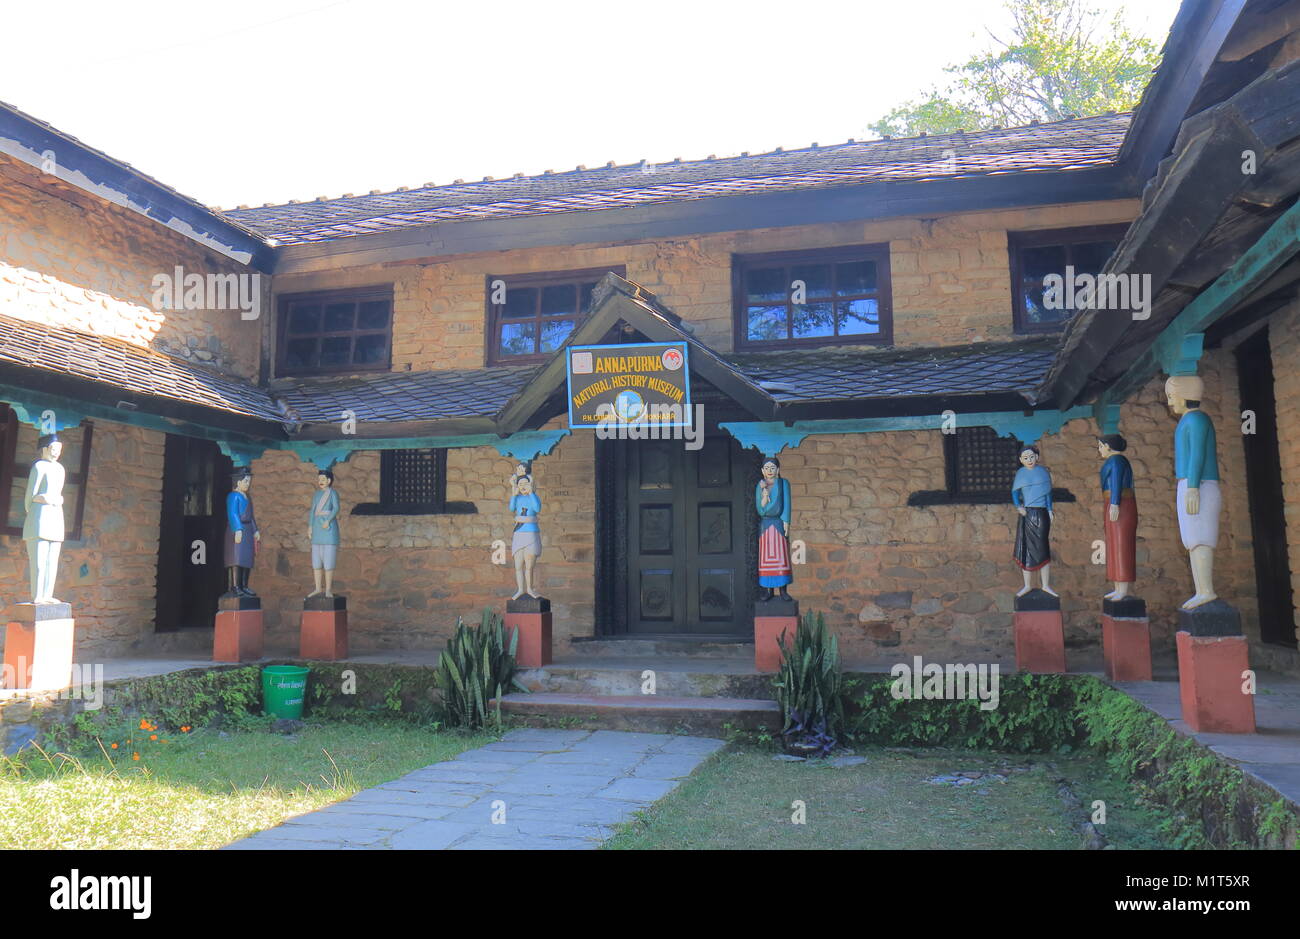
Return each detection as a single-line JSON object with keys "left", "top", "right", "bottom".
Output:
{"left": 436, "top": 609, "right": 529, "bottom": 730}
{"left": 772, "top": 611, "right": 844, "bottom": 756}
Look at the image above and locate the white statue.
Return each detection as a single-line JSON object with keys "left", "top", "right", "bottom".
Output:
{"left": 23, "top": 434, "right": 66, "bottom": 604}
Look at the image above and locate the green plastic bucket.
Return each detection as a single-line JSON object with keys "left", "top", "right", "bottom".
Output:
{"left": 262, "top": 666, "right": 310, "bottom": 719}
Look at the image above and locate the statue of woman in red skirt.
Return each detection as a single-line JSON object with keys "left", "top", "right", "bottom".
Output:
{"left": 1097, "top": 434, "right": 1138, "bottom": 601}
{"left": 756, "top": 458, "right": 793, "bottom": 601}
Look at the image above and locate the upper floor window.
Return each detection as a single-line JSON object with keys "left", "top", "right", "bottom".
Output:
{"left": 0, "top": 407, "right": 94, "bottom": 539}
{"left": 733, "top": 245, "right": 893, "bottom": 350}
{"left": 1009, "top": 225, "right": 1128, "bottom": 333}
{"left": 276, "top": 286, "right": 392, "bottom": 375}
{"left": 486, "top": 267, "right": 624, "bottom": 365}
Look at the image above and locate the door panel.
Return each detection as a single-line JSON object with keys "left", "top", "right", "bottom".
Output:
{"left": 622, "top": 436, "right": 752, "bottom": 634}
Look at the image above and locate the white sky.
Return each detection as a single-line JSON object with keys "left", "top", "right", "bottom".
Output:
{"left": 0, "top": 0, "right": 1182, "bottom": 209}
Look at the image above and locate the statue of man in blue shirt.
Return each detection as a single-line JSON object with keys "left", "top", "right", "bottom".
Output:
{"left": 1166, "top": 375, "right": 1221, "bottom": 610}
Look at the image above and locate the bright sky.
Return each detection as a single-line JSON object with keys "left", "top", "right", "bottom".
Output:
{"left": 0, "top": 0, "right": 1183, "bottom": 209}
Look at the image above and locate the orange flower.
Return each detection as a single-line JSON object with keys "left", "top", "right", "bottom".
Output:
{"left": 149, "top": 734, "right": 157, "bottom": 741}
{"left": 138, "top": 718, "right": 156, "bottom": 732}
{"left": 110, "top": 743, "right": 118, "bottom": 749}
{"left": 181, "top": 726, "right": 191, "bottom": 733}
{"left": 132, "top": 752, "right": 140, "bottom": 761}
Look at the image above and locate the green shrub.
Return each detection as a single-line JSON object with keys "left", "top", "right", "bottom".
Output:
{"left": 436, "top": 609, "right": 528, "bottom": 730}
{"left": 772, "top": 611, "right": 844, "bottom": 754}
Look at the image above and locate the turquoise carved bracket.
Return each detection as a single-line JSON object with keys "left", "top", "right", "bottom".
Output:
{"left": 5, "top": 400, "right": 88, "bottom": 432}
{"left": 721, "top": 407, "right": 1094, "bottom": 456}
{"left": 281, "top": 429, "right": 571, "bottom": 470}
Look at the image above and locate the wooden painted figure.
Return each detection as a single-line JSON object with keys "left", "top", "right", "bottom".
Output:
{"left": 1097, "top": 434, "right": 1138, "bottom": 600}
{"left": 756, "top": 457, "right": 793, "bottom": 601}
{"left": 1166, "top": 374, "right": 1221, "bottom": 610}
{"left": 509, "top": 465, "right": 542, "bottom": 599}
{"left": 1012, "top": 445, "right": 1057, "bottom": 597}
{"left": 23, "top": 433, "right": 66, "bottom": 603}
{"left": 223, "top": 467, "right": 260, "bottom": 597}
{"left": 307, "top": 469, "right": 340, "bottom": 598}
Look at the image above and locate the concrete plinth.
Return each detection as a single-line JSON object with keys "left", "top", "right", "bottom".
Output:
{"left": 506, "top": 596, "right": 552, "bottom": 667}
{"left": 1013, "top": 590, "right": 1064, "bottom": 674}
{"left": 300, "top": 596, "right": 348, "bottom": 660}
{"left": 1176, "top": 630, "right": 1255, "bottom": 734}
{"left": 214, "top": 595, "right": 263, "bottom": 662}
{"left": 1101, "top": 596, "right": 1151, "bottom": 682}
{"left": 3, "top": 603, "right": 74, "bottom": 691}
{"left": 754, "top": 598, "right": 799, "bottom": 673}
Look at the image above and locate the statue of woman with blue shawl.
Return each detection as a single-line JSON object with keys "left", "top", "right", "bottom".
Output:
{"left": 756, "top": 458, "right": 793, "bottom": 601}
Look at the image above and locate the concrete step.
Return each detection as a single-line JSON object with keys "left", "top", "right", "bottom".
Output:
{"left": 565, "top": 638, "right": 753, "bottom": 658}
{"left": 517, "top": 657, "right": 773, "bottom": 699}
{"left": 499, "top": 692, "right": 780, "bottom": 735}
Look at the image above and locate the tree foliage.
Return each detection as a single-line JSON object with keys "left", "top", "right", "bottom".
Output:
{"left": 869, "top": 0, "right": 1163, "bottom": 137}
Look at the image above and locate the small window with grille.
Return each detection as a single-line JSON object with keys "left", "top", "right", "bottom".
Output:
{"left": 947, "top": 426, "right": 1022, "bottom": 498}
{"left": 379, "top": 449, "right": 447, "bottom": 513}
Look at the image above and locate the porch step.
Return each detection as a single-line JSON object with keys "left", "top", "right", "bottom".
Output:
{"left": 499, "top": 692, "right": 780, "bottom": 735}
{"left": 517, "top": 657, "right": 773, "bottom": 700}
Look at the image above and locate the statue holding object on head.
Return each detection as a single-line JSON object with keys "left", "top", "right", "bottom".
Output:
{"left": 1166, "top": 374, "right": 1221, "bottom": 610}
{"left": 756, "top": 458, "right": 793, "bottom": 601}
{"left": 223, "top": 467, "right": 260, "bottom": 598}
{"left": 509, "top": 463, "right": 541, "bottom": 600}
{"left": 1012, "top": 445, "right": 1057, "bottom": 597}
{"left": 23, "top": 433, "right": 66, "bottom": 604}
{"left": 307, "top": 469, "right": 340, "bottom": 598}
{"left": 1097, "top": 433, "right": 1138, "bottom": 601}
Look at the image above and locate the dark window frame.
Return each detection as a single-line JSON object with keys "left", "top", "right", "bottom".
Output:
{"left": 1008, "top": 224, "right": 1129, "bottom": 335}
{"left": 351, "top": 448, "right": 478, "bottom": 516}
{"left": 731, "top": 244, "right": 894, "bottom": 351}
{"left": 0, "top": 407, "right": 94, "bottom": 539}
{"left": 275, "top": 285, "right": 394, "bottom": 377}
{"left": 484, "top": 266, "right": 625, "bottom": 366}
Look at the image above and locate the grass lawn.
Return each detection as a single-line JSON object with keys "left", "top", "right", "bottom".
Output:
{"left": 606, "top": 745, "right": 1174, "bottom": 850}
{"left": 0, "top": 719, "right": 494, "bottom": 849}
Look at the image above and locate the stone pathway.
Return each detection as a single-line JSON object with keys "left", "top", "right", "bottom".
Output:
{"left": 225, "top": 728, "right": 724, "bottom": 850}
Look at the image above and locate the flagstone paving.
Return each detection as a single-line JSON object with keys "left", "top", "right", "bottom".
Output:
{"left": 224, "top": 728, "right": 724, "bottom": 850}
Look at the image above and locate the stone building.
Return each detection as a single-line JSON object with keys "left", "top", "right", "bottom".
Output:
{"left": 0, "top": 0, "right": 1297, "bottom": 674}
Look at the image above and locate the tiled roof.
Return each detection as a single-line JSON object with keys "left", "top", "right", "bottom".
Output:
{"left": 726, "top": 340, "right": 1058, "bottom": 403}
{"left": 275, "top": 365, "right": 539, "bottom": 424}
{"left": 0, "top": 311, "right": 285, "bottom": 423}
{"left": 222, "top": 115, "right": 1131, "bottom": 246}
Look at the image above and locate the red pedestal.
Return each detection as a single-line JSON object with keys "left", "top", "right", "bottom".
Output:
{"left": 3, "top": 604, "right": 74, "bottom": 691}
{"left": 1014, "top": 610, "right": 1065, "bottom": 673}
{"left": 505, "top": 612, "right": 552, "bottom": 667}
{"left": 1102, "top": 614, "right": 1152, "bottom": 681}
{"left": 1176, "top": 630, "right": 1255, "bottom": 733}
{"left": 300, "top": 610, "right": 348, "bottom": 660}
{"left": 214, "top": 609, "right": 263, "bottom": 662}
{"left": 755, "top": 616, "right": 796, "bottom": 672}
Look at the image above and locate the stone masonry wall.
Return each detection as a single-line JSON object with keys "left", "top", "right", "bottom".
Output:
{"left": 244, "top": 417, "right": 595, "bottom": 652}
{"left": 0, "top": 422, "right": 165, "bottom": 659}
{"left": 0, "top": 153, "right": 262, "bottom": 378}
{"left": 270, "top": 199, "right": 1139, "bottom": 371}
{"left": 759, "top": 370, "right": 1253, "bottom": 662}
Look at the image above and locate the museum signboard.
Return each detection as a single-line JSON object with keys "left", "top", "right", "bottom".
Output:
{"left": 566, "top": 341, "right": 691, "bottom": 429}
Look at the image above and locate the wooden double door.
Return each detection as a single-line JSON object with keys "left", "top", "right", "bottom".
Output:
{"left": 604, "top": 436, "right": 757, "bottom": 635}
